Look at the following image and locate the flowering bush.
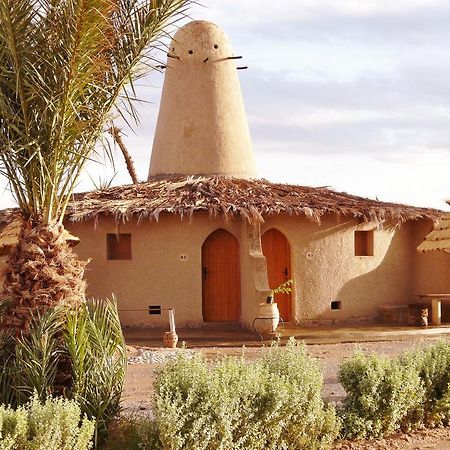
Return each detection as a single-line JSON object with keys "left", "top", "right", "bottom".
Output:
{"left": 0, "top": 394, "right": 95, "bottom": 450}
{"left": 339, "top": 351, "right": 423, "bottom": 438}
{"left": 0, "top": 297, "right": 126, "bottom": 444}
{"left": 403, "top": 340, "right": 450, "bottom": 426}
{"left": 339, "top": 340, "right": 450, "bottom": 438}
{"left": 153, "top": 339, "right": 339, "bottom": 450}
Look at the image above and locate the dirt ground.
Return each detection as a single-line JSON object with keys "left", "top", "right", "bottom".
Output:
{"left": 122, "top": 337, "right": 450, "bottom": 450}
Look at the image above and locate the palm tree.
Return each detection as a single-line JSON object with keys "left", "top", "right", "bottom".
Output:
{"left": 0, "top": 0, "right": 191, "bottom": 332}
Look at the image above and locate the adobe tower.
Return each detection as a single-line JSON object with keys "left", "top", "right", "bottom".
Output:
{"left": 148, "top": 20, "right": 257, "bottom": 179}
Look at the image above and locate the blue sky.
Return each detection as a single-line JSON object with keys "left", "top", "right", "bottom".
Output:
{"left": 1, "top": 0, "right": 450, "bottom": 209}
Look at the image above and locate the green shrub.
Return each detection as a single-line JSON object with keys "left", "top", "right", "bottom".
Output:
{"left": 13, "top": 307, "right": 64, "bottom": 405}
{"left": 432, "top": 389, "right": 450, "bottom": 426}
{"left": 0, "top": 297, "right": 126, "bottom": 445}
{"left": 153, "top": 338, "right": 339, "bottom": 450}
{"left": 403, "top": 340, "right": 450, "bottom": 426}
{"left": 0, "top": 394, "right": 95, "bottom": 450}
{"left": 259, "top": 341, "right": 339, "bottom": 449}
{"left": 0, "top": 306, "right": 64, "bottom": 407}
{"left": 65, "top": 298, "right": 127, "bottom": 443}
{"left": 339, "top": 351, "right": 423, "bottom": 438}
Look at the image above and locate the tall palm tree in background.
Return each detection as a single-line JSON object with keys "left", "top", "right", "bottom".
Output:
{"left": 0, "top": 0, "right": 190, "bottom": 332}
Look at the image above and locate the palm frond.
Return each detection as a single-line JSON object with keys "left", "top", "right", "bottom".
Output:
{"left": 0, "top": 0, "right": 191, "bottom": 224}
{"left": 65, "top": 296, "right": 126, "bottom": 444}
{"left": 13, "top": 306, "right": 65, "bottom": 402}
{"left": 0, "top": 328, "right": 16, "bottom": 406}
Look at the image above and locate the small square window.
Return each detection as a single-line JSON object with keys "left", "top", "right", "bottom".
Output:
{"left": 331, "top": 301, "right": 342, "bottom": 310}
{"left": 107, "top": 233, "right": 131, "bottom": 260}
{"left": 354, "top": 230, "right": 374, "bottom": 256}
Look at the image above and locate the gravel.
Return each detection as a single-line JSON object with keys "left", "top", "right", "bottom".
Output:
{"left": 127, "top": 347, "right": 195, "bottom": 364}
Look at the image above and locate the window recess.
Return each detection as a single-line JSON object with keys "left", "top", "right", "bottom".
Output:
{"left": 107, "top": 233, "right": 132, "bottom": 260}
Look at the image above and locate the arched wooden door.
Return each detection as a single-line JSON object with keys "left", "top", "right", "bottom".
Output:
{"left": 262, "top": 228, "right": 292, "bottom": 321}
{"left": 202, "top": 229, "right": 241, "bottom": 322}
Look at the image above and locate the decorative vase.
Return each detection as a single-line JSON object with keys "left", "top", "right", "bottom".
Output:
{"left": 253, "top": 302, "right": 280, "bottom": 338}
{"left": 163, "top": 331, "right": 178, "bottom": 348}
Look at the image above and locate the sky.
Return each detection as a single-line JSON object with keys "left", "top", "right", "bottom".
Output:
{"left": 1, "top": 0, "right": 450, "bottom": 210}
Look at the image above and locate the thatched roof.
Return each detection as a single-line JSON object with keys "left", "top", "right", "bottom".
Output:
{"left": 417, "top": 201, "right": 450, "bottom": 253}
{"left": 0, "top": 176, "right": 442, "bottom": 229}
{"left": 65, "top": 176, "right": 442, "bottom": 226}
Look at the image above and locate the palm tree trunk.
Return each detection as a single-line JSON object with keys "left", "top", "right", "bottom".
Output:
{"left": 1, "top": 216, "right": 87, "bottom": 334}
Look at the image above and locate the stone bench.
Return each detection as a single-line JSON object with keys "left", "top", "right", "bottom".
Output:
{"left": 379, "top": 304, "right": 429, "bottom": 326}
{"left": 379, "top": 305, "right": 409, "bottom": 325}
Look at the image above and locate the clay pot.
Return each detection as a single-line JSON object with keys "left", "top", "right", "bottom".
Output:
{"left": 253, "top": 302, "right": 280, "bottom": 337}
{"left": 163, "top": 331, "right": 178, "bottom": 348}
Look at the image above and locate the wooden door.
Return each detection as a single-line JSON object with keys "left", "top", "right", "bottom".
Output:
{"left": 202, "top": 229, "right": 241, "bottom": 322}
{"left": 262, "top": 228, "right": 292, "bottom": 321}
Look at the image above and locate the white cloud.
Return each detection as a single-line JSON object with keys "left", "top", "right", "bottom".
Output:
{"left": 257, "top": 151, "right": 450, "bottom": 209}
{"left": 191, "top": 0, "right": 447, "bottom": 27}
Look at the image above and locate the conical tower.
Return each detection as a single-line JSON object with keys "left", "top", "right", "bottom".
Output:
{"left": 148, "top": 21, "right": 257, "bottom": 179}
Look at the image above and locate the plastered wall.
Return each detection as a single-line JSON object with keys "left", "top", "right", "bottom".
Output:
{"left": 239, "top": 222, "right": 271, "bottom": 328}
{"left": 66, "top": 214, "right": 251, "bottom": 327}
{"left": 412, "top": 220, "right": 450, "bottom": 294}
{"left": 19, "top": 212, "right": 446, "bottom": 329}
{"left": 261, "top": 215, "right": 431, "bottom": 324}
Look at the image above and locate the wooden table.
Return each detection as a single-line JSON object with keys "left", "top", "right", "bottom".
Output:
{"left": 417, "top": 294, "right": 450, "bottom": 326}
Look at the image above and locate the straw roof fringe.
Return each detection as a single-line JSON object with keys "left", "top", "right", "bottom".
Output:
{"left": 417, "top": 201, "right": 450, "bottom": 253}
{"left": 0, "top": 176, "right": 442, "bottom": 229}
{"left": 66, "top": 176, "right": 441, "bottom": 227}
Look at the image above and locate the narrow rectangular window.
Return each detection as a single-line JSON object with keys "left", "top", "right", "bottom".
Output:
{"left": 107, "top": 233, "right": 132, "bottom": 260}
{"left": 354, "top": 230, "right": 374, "bottom": 256}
